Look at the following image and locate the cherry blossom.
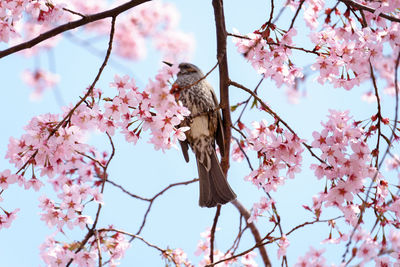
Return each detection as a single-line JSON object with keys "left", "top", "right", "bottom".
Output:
{"left": 277, "top": 234, "right": 289, "bottom": 259}
{"left": 21, "top": 69, "right": 60, "bottom": 101}
{"left": 243, "top": 119, "right": 304, "bottom": 192}
{"left": 232, "top": 27, "right": 304, "bottom": 98}
{"left": 1, "top": 0, "right": 400, "bottom": 266}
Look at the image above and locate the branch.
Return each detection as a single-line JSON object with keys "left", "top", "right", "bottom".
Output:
{"left": 227, "top": 32, "right": 324, "bottom": 56}
{"left": 342, "top": 50, "right": 400, "bottom": 262}
{"left": 338, "top": 0, "right": 400, "bottom": 23}
{"left": 210, "top": 205, "right": 221, "bottom": 263}
{"left": 229, "top": 80, "right": 325, "bottom": 165}
{"left": 208, "top": 215, "right": 343, "bottom": 267}
{"left": 212, "top": 0, "right": 231, "bottom": 174}
{"left": 106, "top": 179, "right": 151, "bottom": 201}
{"left": 0, "top": 0, "right": 151, "bottom": 58}
{"left": 133, "top": 178, "right": 199, "bottom": 237}
{"left": 99, "top": 228, "right": 179, "bottom": 265}
{"left": 65, "top": 16, "right": 117, "bottom": 266}
{"left": 231, "top": 199, "right": 271, "bottom": 267}
{"left": 288, "top": 0, "right": 305, "bottom": 30}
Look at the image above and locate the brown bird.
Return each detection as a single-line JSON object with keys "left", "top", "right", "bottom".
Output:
{"left": 169, "top": 62, "right": 237, "bottom": 208}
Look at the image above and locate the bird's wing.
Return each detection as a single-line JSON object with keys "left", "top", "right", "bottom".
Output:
{"left": 179, "top": 140, "right": 190, "bottom": 162}
{"left": 210, "top": 86, "right": 225, "bottom": 157}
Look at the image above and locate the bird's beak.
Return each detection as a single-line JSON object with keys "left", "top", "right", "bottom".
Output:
{"left": 162, "top": 61, "right": 173, "bottom": 67}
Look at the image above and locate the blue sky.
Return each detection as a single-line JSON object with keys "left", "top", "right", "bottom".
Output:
{"left": 0, "top": 1, "right": 397, "bottom": 266}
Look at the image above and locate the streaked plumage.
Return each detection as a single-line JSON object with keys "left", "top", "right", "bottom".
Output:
{"left": 174, "top": 62, "right": 236, "bottom": 208}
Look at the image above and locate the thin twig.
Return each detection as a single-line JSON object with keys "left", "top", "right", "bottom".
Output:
{"left": 227, "top": 32, "right": 324, "bottom": 56}
{"left": 210, "top": 205, "right": 221, "bottom": 263}
{"left": 230, "top": 80, "right": 325, "bottom": 164}
{"left": 231, "top": 199, "right": 271, "bottom": 267}
{"left": 95, "top": 230, "right": 103, "bottom": 266}
{"left": 288, "top": 0, "right": 305, "bottom": 30}
{"left": 338, "top": 0, "right": 400, "bottom": 23}
{"left": 62, "top": 7, "right": 86, "bottom": 18}
{"left": 106, "top": 179, "right": 151, "bottom": 201}
{"left": 133, "top": 178, "right": 199, "bottom": 238}
{"left": 99, "top": 228, "right": 179, "bottom": 265}
{"left": 66, "top": 16, "right": 117, "bottom": 266}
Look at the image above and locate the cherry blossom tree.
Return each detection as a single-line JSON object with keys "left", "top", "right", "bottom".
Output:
{"left": 0, "top": 0, "right": 399, "bottom": 266}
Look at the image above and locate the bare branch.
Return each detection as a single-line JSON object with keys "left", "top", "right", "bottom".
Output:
{"left": 338, "top": 0, "right": 400, "bottom": 23}
{"left": 212, "top": 0, "right": 231, "bottom": 174}
{"left": 231, "top": 199, "right": 271, "bottom": 266}
{"left": 99, "top": 228, "right": 179, "bottom": 265}
{"left": 0, "top": 0, "right": 151, "bottom": 58}
{"left": 288, "top": 0, "right": 305, "bottom": 30}
{"left": 134, "top": 178, "right": 199, "bottom": 237}
{"left": 210, "top": 205, "right": 221, "bottom": 263}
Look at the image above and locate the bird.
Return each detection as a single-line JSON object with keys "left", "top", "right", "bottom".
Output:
{"left": 167, "top": 62, "right": 237, "bottom": 208}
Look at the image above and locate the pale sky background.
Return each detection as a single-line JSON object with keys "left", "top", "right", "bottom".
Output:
{"left": 0, "top": 1, "right": 397, "bottom": 266}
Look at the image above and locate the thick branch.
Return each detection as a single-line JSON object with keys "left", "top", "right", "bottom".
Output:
{"left": 212, "top": 0, "right": 231, "bottom": 174}
{"left": 0, "top": 0, "right": 151, "bottom": 58}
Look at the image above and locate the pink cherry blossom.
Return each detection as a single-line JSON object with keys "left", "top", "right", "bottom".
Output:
{"left": 21, "top": 69, "right": 60, "bottom": 101}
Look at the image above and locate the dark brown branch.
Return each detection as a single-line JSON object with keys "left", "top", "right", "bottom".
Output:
{"left": 231, "top": 199, "right": 271, "bottom": 266}
{"left": 133, "top": 178, "right": 199, "bottom": 237}
{"left": 210, "top": 205, "right": 221, "bottom": 263}
{"left": 62, "top": 7, "right": 86, "bottom": 18}
{"left": 106, "top": 179, "right": 151, "bottom": 201}
{"left": 0, "top": 0, "right": 151, "bottom": 58}
{"left": 234, "top": 76, "right": 264, "bottom": 126}
{"left": 288, "top": 0, "right": 305, "bottom": 30}
{"left": 66, "top": 16, "right": 117, "bottom": 266}
{"left": 232, "top": 136, "right": 254, "bottom": 171}
{"left": 370, "top": 60, "right": 382, "bottom": 168}
{"left": 212, "top": 0, "right": 231, "bottom": 174}
{"left": 100, "top": 228, "right": 179, "bottom": 265}
{"left": 266, "top": 0, "right": 275, "bottom": 26}
{"left": 338, "top": 0, "right": 400, "bottom": 23}
{"left": 230, "top": 80, "right": 325, "bottom": 165}
{"left": 227, "top": 32, "right": 323, "bottom": 56}
{"left": 208, "top": 215, "right": 343, "bottom": 267}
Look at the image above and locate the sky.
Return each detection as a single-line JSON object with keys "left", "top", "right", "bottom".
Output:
{"left": 0, "top": 1, "right": 397, "bottom": 266}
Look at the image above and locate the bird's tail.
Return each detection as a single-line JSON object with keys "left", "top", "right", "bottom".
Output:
{"left": 197, "top": 149, "right": 236, "bottom": 208}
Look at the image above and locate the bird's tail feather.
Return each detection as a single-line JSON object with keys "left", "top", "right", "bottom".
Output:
{"left": 197, "top": 149, "right": 236, "bottom": 208}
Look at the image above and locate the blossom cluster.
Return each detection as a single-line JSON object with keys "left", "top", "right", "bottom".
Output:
{"left": 3, "top": 66, "right": 188, "bottom": 265}
{"left": 162, "top": 248, "right": 193, "bottom": 267}
{"left": 237, "top": 120, "right": 304, "bottom": 191}
{"left": 112, "top": 1, "right": 194, "bottom": 62}
{"left": 295, "top": 228, "right": 400, "bottom": 266}
{"left": 2, "top": 1, "right": 194, "bottom": 60}
{"left": 232, "top": 120, "right": 303, "bottom": 222}
{"left": 232, "top": 27, "right": 303, "bottom": 93}
{"left": 0, "top": 0, "right": 66, "bottom": 43}
{"left": 308, "top": 110, "right": 389, "bottom": 225}
{"left": 3, "top": 1, "right": 194, "bottom": 100}
{"left": 107, "top": 67, "right": 190, "bottom": 151}
{"left": 309, "top": 10, "right": 400, "bottom": 92}
{"left": 40, "top": 229, "right": 130, "bottom": 266}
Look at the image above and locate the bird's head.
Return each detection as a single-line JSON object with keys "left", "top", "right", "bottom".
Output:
{"left": 162, "top": 61, "right": 204, "bottom": 77}
{"left": 177, "top": 62, "right": 203, "bottom": 76}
